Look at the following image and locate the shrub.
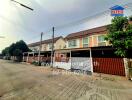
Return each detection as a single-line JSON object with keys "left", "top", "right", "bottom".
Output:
{"left": 31, "top": 61, "right": 41, "bottom": 66}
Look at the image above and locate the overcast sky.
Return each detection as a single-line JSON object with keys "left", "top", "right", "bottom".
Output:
{"left": 0, "top": 0, "right": 132, "bottom": 52}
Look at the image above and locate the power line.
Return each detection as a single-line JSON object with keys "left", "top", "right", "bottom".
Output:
{"left": 26, "top": 2, "right": 132, "bottom": 43}
{"left": 0, "top": 0, "right": 36, "bottom": 37}
{"left": 34, "top": 2, "right": 132, "bottom": 43}
{"left": 36, "top": 2, "right": 132, "bottom": 40}
{"left": 36, "top": 2, "right": 132, "bottom": 45}
{"left": 0, "top": 14, "right": 36, "bottom": 34}
{"left": 12, "top": 3, "right": 37, "bottom": 33}
{"left": 54, "top": 2, "right": 132, "bottom": 31}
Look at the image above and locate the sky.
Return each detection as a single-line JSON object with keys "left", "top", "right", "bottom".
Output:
{"left": 0, "top": 0, "right": 132, "bottom": 52}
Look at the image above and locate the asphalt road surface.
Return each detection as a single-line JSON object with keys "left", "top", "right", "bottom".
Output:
{"left": 0, "top": 59, "right": 132, "bottom": 100}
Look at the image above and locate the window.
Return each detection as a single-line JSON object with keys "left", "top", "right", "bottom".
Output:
{"left": 98, "top": 35, "right": 106, "bottom": 46}
{"left": 83, "top": 37, "right": 89, "bottom": 47}
{"left": 43, "top": 45, "right": 46, "bottom": 50}
{"left": 98, "top": 35, "right": 105, "bottom": 42}
{"left": 49, "top": 44, "right": 52, "bottom": 49}
{"left": 68, "top": 40, "right": 77, "bottom": 47}
{"left": 33, "top": 47, "right": 39, "bottom": 52}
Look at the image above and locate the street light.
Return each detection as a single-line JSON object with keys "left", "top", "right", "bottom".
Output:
{"left": 11, "top": 0, "right": 34, "bottom": 11}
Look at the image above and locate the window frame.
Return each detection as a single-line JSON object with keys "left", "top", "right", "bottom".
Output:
{"left": 82, "top": 36, "right": 89, "bottom": 47}
{"left": 68, "top": 39, "right": 77, "bottom": 47}
{"left": 98, "top": 35, "right": 106, "bottom": 43}
{"left": 48, "top": 43, "right": 52, "bottom": 49}
{"left": 97, "top": 35, "right": 106, "bottom": 46}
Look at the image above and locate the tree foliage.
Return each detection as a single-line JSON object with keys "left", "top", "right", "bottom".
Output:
{"left": 2, "top": 47, "right": 10, "bottom": 56}
{"left": 2, "top": 40, "right": 30, "bottom": 61}
{"left": 106, "top": 16, "right": 132, "bottom": 57}
{"left": 129, "top": 16, "right": 132, "bottom": 21}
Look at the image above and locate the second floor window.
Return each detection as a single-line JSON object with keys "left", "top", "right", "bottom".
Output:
{"left": 49, "top": 44, "right": 52, "bottom": 49}
{"left": 68, "top": 40, "right": 77, "bottom": 47}
{"left": 98, "top": 35, "right": 106, "bottom": 46}
{"left": 98, "top": 35, "right": 105, "bottom": 43}
{"left": 32, "top": 47, "right": 39, "bottom": 52}
{"left": 83, "top": 37, "right": 89, "bottom": 47}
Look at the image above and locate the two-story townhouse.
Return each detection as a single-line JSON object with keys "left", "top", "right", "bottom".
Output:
{"left": 54, "top": 26, "right": 109, "bottom": 70}
{"left": 28, "top": 36, "right": 66, "bottom": 52}
{"left": 28, "top": 42, "right": 40, "bottom": 52}
{"left": 23, "top": 25, "right": 129, "bottom": 76}
{"left": 23, "top": 36, "right": 66, "bottom": 63}
{"left": 65, "top": 25, "right": 109, "bottom": 49}
{"left": 54, "top": 25, "right": 126, "bottom": 76}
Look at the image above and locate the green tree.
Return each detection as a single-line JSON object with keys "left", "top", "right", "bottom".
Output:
{"left": 13, "top": 49, "right": 23, "bottom": 62}
{"left": 2, "top": 40, "right": 30, "bottom": 62}
{"left": 9, "top": 43, "right": 16, "bottom": 56}
{"left": 129, "top": 16, "right": 132, "bottom": 21}
{"left": 15, "top": 40, "right": 29, "bottom": 52}
{"left": 2, "top": 47, "right": 10, "bottom": 56}
{"left": 106, "top": 16, "right": 132, "bottom": 57}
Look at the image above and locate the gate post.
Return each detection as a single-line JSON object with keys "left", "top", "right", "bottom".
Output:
{"left": 27, "top": 52, "right": 29, "bottom": 63}
{"left": 90, "top": 48, "right": 93, "bottom": 73}
{"left": 124, "top": 58, "right": 129, "bottom": 78}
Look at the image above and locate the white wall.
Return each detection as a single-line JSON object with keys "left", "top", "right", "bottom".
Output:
{"left": 53, "top": 57, "right": 93, "bottom": 72}
{"left": 53, "top": 58, "right": 71, "bottom": 70}
{"left": 29, "top": 46, "right": 39, "bottom": 52}
{"left": 71, "top": 57, "right": 92, "bottom": 72}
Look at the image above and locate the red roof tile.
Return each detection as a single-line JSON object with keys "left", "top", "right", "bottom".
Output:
{"left": 28, "top": 36, "right": 63, "bottom": 47}
{"left": 65, "top": 25, "right": 108, "bottom": 40}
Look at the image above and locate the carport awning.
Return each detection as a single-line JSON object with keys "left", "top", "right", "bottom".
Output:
{"left": 23, "top": 51, "right": 51, "bottom": 55}
{"left": 55, "top": 47, "right": 91, "bottom": 53}
{"left": 55, "top": 50, "right": 71, "bottom": 53}
{"left": 91, "top": 46, "right": 113, "bottom": 50}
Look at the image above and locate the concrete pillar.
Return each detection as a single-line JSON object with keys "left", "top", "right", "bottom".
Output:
{"left": 22, "top": 53, "right": 24, "bottom": 62}
{"left": 33, "top": 52, "right": 34, "bottom": 62}
{"left": 70, "top": 50, "right": 72, "bottom": 69}
{"left": 27, "top": 52, "right": 29, "bottom": 63}
{"left": 90, "top": 48, "right": 93, "bottom": 73}
{"left": 124, "top": 58, "right": 129, "bottom": 78}
{"left": 53, "top": 51, "right": 55, "bottom": 67}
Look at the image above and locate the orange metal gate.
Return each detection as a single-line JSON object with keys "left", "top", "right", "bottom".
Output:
{"left": 93, "top": 58, "right": 125, "bottom": 76}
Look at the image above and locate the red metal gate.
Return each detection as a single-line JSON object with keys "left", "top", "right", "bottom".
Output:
{"left": 93, "top": 58, "right": 125, "bottom": 76}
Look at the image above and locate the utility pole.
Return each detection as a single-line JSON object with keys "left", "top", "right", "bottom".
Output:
{"left": 11, "top": 0, "right": 34, "bottom": 11}
{"left": 38, "top": 32, "right": 43, "bottom": 65}
{"left": 51, "top": 27, "right": 55, "bottom": 67}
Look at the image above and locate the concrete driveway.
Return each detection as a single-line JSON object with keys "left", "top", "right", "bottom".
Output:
{"left": 0, "top": 59, "right": 132, "bottom": 100}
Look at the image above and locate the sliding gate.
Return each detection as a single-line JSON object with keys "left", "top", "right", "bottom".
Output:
{"left": 93, "top": 58, "right": 125, "bottom": 76}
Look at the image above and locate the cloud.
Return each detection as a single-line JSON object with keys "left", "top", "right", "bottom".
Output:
{"left": 0, "top": 0, "right": 131, "bottom": 52}
{"left": 34, "top": 0, "right": 79, "bottom": 13}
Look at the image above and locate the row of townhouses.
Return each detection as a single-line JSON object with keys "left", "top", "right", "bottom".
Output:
{"left": 23, "top": 25, "right": 131, "bottom": 76}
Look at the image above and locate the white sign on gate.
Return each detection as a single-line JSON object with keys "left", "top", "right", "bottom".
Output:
{"left": 71, "top": 57, "right": 92, "bottom": 72}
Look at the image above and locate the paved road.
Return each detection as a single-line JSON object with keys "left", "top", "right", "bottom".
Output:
{"left": 0, "top": 60, "right": 132, "bottom": 100}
